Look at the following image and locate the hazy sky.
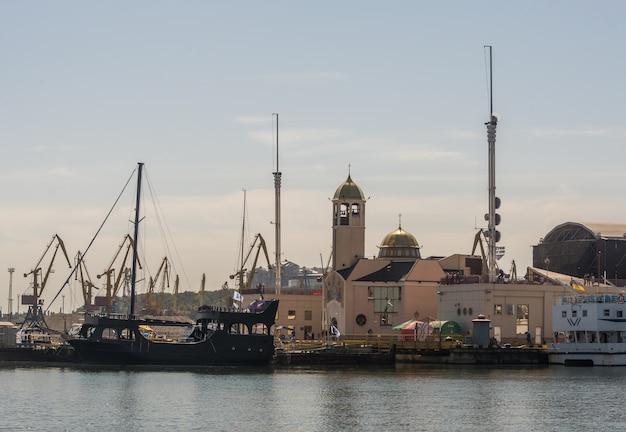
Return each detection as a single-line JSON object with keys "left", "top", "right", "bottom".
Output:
{"left": 2, "top": 2, "right": 625, "bottom": 313}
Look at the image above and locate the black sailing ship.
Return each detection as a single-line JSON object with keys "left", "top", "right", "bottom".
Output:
{"left": 68, "top": 163, "right": 279, "bottom": 365}
{"left": 68, "top": 300, "right": 279, "bottom": 365}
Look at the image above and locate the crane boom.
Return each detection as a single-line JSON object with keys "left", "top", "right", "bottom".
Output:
{"left": 75, "top": 251, "right": 96, "bottom": 310}
{"left": 146, "top": 257, "right": 170, "bottom": 314}
{"left": 98, "top": 235, "right": 142, "bottom": 313}
{"left": 230, "top": 233, "right": 272, "bottom": 291}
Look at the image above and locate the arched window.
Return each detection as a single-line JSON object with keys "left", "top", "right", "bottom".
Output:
{"left": 339, "top": 203, "right": 349, "bottom": 225}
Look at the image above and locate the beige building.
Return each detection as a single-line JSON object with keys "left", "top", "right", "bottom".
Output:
{"left": 273, "top": 293, "right": 323, "bottom": 340}
{"left": 434, "top": 266, "right": 608, "bottom": 344}
{"left": 436, "top": 280, "right": 562, "bottom": 344}
{"left": 273, "top": 174, "right": 446, "bottom": 338}
{"left": 323, "top": 174, "right": 445, "bottom": 337}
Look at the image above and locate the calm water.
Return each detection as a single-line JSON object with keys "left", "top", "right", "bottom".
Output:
{"left": 0, "top": 363, "right": 624, "bottom": 432}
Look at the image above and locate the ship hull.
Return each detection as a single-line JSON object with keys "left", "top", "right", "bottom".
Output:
{"left": 549, "top": 345, "right": 626, "bottom": 366}
{"left": 68, "top": 333, "right": 275, "bottom": 365}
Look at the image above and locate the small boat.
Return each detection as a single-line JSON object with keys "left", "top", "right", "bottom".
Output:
{"left": 550, "top": 291, "right": 626, "bottom": 366}
{"left": 0, "top": 324, "right": 78, "bottom": 364}
{"left": 68, "top": 163, "right": 279, "bottom": 366}
{"left": 16, "top": 326, "right": 52, "bottom": 346}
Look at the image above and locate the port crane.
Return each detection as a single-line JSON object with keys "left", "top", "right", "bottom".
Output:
{"left": 22, "top": 234, "right": 72, "bottom": 329}
{"left": 172, "top": 274, "right": 180, "bottom": 313}
{"left": 97, "top": 234, "right": 141, "bottom": 313}
{"left": 74, "top": 251, "right": 97, "bottom": 312}
{"left": 319, "top": 251, "right": 332, "bottom": 280}
{"left": 230, "top": 233, "right": 271, "bottom": 292}
{"left": 146, "top": 256, "right": 170, "bottom": 315}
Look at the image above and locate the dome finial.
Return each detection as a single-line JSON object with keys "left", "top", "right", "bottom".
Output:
{"left": 398, "top": 213, "right": 402, "bottom": 229}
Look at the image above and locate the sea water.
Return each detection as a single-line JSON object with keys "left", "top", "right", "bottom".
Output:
{"left": 0, "top": 363, "right": 624, "bottom": 432}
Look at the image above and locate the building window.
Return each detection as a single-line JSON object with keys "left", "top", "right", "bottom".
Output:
{"left": 494, "top": 304, "right": 503, "bottom": 315}
{"left": 572, "top": 310, "right": 577, "bottom": 318}
{"left": 304, "top": 310, "right": 312, "bottom": 321}
{"left": 516, "top": 304, "right": 529, "bottom": 335}
{"left": 604, "top": 309, "right": 610, "bottom": 317}
{"left": 288, "top": 310, "right": 296, "bottom": 320}
{"left": 493, "top": 326, "right": 501, "bottom": 343}
{"left": 369, "top": 286, "right": 400, "bottom": 326}
{"left": 583, "top": 310, "right": 588, "bottom": 317}
{"left": 562, "top": 311, "right": 567, "bottom": 318}
{"left": 355, "top": 314, "right": 367, "bottom": 326}
{"left": 371, "top": 286, "right": 401, "bottom": 314}
{"left": 618, "top": 310, "right": 623, "bottom": 318}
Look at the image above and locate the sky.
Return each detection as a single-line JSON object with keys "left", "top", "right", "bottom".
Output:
{"left": 1, "top": 1, "right": 626, "bottom": 313}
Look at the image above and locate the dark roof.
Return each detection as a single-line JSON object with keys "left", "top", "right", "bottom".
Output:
{"left": 543, "top": 222, "right": 626, "bottom": 243}
{"left": 337, "top": 265, "right": 356, "bottom": 281}
{"left": 333, "top": 175, "right": 365, "bottom": 201}
{"left": 355, "top": 261, "right": 416, "bottom": 283}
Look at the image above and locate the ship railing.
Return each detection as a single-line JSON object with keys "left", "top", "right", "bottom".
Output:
{"left": 84, "top": 312, "right": 143, "bottom": 320}
{"left": 199, "top": 305, "right": 244, "bottom": 313}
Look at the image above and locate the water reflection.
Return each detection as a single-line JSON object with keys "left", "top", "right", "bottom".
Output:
{"left": 2, "top": 364, "right": 626, "bottom": 431}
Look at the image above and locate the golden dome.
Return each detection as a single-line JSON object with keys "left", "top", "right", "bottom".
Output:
{"left": 378, "top": 227, "right": 421, "bottom": 258}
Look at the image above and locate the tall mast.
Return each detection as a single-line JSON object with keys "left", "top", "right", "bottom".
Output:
{"left": 484, "top": 46, "right": 499, "bottom": 283}
{"left": 130, "top": 162, "right": 143, "bottom": 316}
{"left": 272, "top": 113, "right": 282, "bottom": 294}
{"left": 239, "top": 189, "right": 247, "bottom": 291}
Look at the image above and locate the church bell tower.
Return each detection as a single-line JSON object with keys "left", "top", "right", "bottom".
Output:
{"left": 332, "top": 173, "right": 366, "bottom": 270}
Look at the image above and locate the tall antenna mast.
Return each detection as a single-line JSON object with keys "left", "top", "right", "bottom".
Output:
{"left": 484, "top": 45, "right": 500, "bottom": 283}
{"left": 272, "top": 113, "right": 282, "bottom": 294}
{"left": 488, "top": 45, "right": 494, "bottom": 118}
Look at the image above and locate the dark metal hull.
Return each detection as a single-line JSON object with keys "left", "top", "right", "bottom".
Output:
{"left": 0, "top": 345, "right": 78, "bottom": 363}
{"left": 68, "top": 333, "right": 275, "bottom": 365}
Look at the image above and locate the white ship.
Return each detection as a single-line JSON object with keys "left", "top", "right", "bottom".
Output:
{"left": 550, "top": 291, "right": 626, "bottom": 366}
